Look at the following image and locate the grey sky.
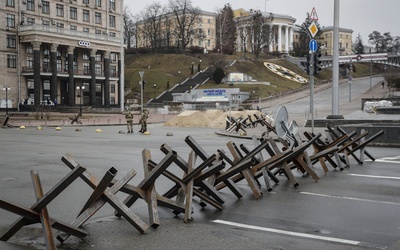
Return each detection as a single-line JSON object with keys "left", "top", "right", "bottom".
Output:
{"left": 125, "top": 0, "right": 400, "bottom": 46}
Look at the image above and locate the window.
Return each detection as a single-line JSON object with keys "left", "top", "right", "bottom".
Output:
{"left": 83, "top": 0, "right": 89, "bottom": 4}
{"left": 70, "top": 7, "right": 77, "bottom": 19}
{"left": 70, "top": 25, "right": 77, "bottom": 30}
{"left": 207, "top": 40, "right": 210, "bottom": 47}
{"left": 27, "top": 44, "right": 33, "bottom": 54}
{"left": 207, "top": 19, "right": 211, "bottom": 24}
{"left": 7, "top": 55, "right": 16, "bottom": 68}
{"left": 27, "top": 17, "right": 35, "bottom": 24}
{"left": 95, "top": 0, "right": 101, "bottom": 7}
{"left": 109, "top": 32, "right": 115, "bottom": 37}
{"left": 95, "top": 53, "right": 102, "bottom": 62}
{"left": 110, "top": 53, "right": 116, "bottom": 63}
{"left": 27, "top": 0, "right": 35, "bottom": 11}
{"left": 42, "top": 1, "right": 50, "bottom": 14}
{"left": 109, "top": 15, "right": 115, "bottom": 27}
{"left": 83, "top": 27, "right": 89, "bottom": 33}
{"left": 7, "top": 35, "right": 16, "bottom": 48}
{"left": 83, "top": 10, "right": 90, "bottom": 22}
{"left": 95, "top": 12, "right": 101, "bottom": 24}
{"left": 6, "top": 14, "right": 15, "bottom": 28}
{"left": 111, "top": 84, "right": 115, "bottom": 93}
{"left": 109, "top": 0, "right": 115, "bottom": 10}
{"left": 95, "top": 29, "right": 101, "bottom": 34}
{"left": 83, "top": 51, "right": 90, "bottom": 60}
{"left": 42, "top": 19, "right": 50, "bottom": 26}
{"left": 27, "top": 56, "right": 33, "bottom": 69}
{"left": 57, "top": 23, "right": 64, "bottom": 29}
{"left": 6, "top": 0, "right": 15, "bottom": 7}
{"left": 207, "top": 29, "right": 211, "bottom": 36}
{"left": 83, "top": 62, "right": 90, "bottom": 74}
{"left": 28, "top": 79, "right": 34, "bottom": 89}
{"left": 95, "top": 64, "right": 102, "bottom": 75}
{"left": 111, "top": 66, "right": 116, "bottom": 77}
{"left": 56, "top": 4, "right": 64, "bottom": 16}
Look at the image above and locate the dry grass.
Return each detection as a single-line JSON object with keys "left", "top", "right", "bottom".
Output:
{"left": 125, "top": 52, "right": 382, "bottom": 102}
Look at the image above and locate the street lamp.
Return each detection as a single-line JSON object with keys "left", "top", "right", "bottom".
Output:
{"left": 76, "top": 85, "right": 85, "bottom": 114}
{"left": 153, "top": 83, "right": 157, "bottom": 99}
{"left": 3, "top": 86, "right": 10, "bottom": 116}
{"left": 191, "top": 62, "right": 195, "bottom": 74}
{"left": 139, "top": 71, "right": 144, "bottom": 115}
{"left": 198, "top": 60, "right": 202, "bottom": 72}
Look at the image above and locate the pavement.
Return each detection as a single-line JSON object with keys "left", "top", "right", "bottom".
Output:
{"left": 1, "top": 77, "right": 400, "bottom": 250}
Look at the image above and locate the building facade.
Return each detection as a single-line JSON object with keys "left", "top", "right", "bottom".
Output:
{"left": 233, "top": 9, "right": 296, "bottom": 54}
{"left": 319, "top": 26, "right": 353, "bottom": 56}
{"left": 1, "top": 0, "right": 124, "bottom": 110}
{"left": 136, "top": 10, "right": 217, "bottom": 53}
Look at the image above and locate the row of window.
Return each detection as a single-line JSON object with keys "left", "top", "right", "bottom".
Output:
{"left": 5, "top": 0, "right": 116, "bottom": 11}
{"left": 6, "top": 12, "right": 115, "bottom": 28}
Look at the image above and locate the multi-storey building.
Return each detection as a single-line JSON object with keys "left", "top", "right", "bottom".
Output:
{"left": 1, "top": 0, "right": 124, "bottom": 111}
{"left": 136, "top": 10, "right": 216, "bottom": 53}
{"left": 292, "top": 26, "right": 353, "bottom": 56}
{"left": 319, "top": 26, "right": 353, "bottom": 56}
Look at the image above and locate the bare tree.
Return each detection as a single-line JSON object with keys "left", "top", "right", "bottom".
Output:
{"left": 168, "top": 0, "right": 200, "bottom": 52}
{"left": 144, "top": 3, "right": 166, "bottom": 52}
{"left": 238, "top": 9, "right": 274, "bottom": 58}
{"left": 123, "top": 7, "right": 135, "bottom": 49}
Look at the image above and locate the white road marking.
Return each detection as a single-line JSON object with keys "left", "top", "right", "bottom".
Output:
{"left": 365, "top": 156, "right": 400, "bottom": 164}
{"left": 348, "top": 173, "right": 400, "bottom": 180}
{"left": 213, "top": 219, "right": 367, "bottom": 246}
{"left": 300, "top": 191, "right": 400, "bottom": 206}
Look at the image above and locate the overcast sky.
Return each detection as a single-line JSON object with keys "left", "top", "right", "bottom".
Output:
{"left": 125, "top": 0, "right": 400, "bottom": 45}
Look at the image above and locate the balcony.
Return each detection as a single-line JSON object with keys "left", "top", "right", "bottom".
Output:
{"left": 18, "top": 24, "right": 121, "bottom": 44}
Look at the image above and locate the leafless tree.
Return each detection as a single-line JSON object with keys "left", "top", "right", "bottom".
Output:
{"left": 168, "top": 0, "right": 200, "bottom": 52}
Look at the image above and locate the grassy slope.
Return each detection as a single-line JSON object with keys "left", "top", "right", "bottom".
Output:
{"left": 125, "top": 53, "right": 381, "bottom": 102}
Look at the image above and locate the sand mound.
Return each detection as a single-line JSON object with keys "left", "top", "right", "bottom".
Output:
{"left": 164, "top": 109, "right": 274, "bottom": 128}
{"left": 164, "top": 110, "right": 212, "bottom": 127}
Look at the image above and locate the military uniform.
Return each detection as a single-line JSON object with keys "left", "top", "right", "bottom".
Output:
{"left": 139, "top": 110, "right": 149, "bottom": 133}
{"left": 125, "top": 111, "right": 134, "bottom": 133}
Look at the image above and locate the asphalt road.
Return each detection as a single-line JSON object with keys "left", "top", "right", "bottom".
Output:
{"left": 0, "top": 123, "right": 399, "bottom": 250}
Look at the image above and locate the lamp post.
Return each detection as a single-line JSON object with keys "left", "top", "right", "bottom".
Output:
{"left": 191, "top": 62, "right": 195, "bottom": 74}
{"left": 369, "top": 48, "right": 372, "bottom": 91}
{"left": 76, "top": 85, "right": 85, "bottom": 114}
{"left": 198, "top": 60, "right": 202, "bottom": 72}
{"left": 153, "top": 83, "right": 156, "bottom": 99}
{"left": 139, "top": 71, "right": 144, "bottom": 115}
{"left": 3, "top": 86, "right": 10, "bottom": 116}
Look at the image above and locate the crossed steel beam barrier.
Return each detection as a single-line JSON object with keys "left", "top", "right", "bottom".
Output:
{"left": 0, "top": 166, "right": 87, "bottom": 249}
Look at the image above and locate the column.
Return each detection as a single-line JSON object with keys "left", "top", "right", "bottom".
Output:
{"left": 68, "top": 46, "right": 75, "bottom": 105}
{"left": 269, "top": 25, "right": 274, "bottom": 52}
{"left": 278, "top": 25, "right": 282, "bottom": 53}
{"left": 289, "top": 27, "right": 293, "bottom": 52}
{"left": 32, "top": 41, "right": 41, "bottom": 106}
{"left": 104, "top": 51, "right": 110, "bottom": 107}
{"left": 90, "top": 49, "right": 96, "bottom": 106}
{"left": 118, "top": 54, "right": 121, "bottom": 107}
{"left": 50, "top": 44, "right": 58, "bottom": 102}
{"left": 285, "top": 25, "right": 289, "bottom": 53}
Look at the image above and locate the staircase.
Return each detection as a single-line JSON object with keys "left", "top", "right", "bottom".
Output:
{"left": 148, "top": 66, "right": 213, "bottom": 105}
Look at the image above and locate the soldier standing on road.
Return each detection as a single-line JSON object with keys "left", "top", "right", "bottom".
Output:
{"left": 139, "top": 110, "right": 149, "bottom": 133}
{"left": 124, "top": 110, "right": 134, "bottom": 133}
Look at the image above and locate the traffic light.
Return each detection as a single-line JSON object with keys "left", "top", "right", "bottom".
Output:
{"left": 141, "top": 80, "right": 146, "bottom": 90}
{"left": 305, "top": 54, "right": 311, "bottom": 75}
{"left": 313, "top": 51, "right": 322, "bottom": 75}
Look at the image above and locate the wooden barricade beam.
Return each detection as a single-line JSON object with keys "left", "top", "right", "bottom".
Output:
{"left": 160, "top": 144, "right": 226, "bottom": 209}
{"left": 183, "top": 137, "right": 244, "bottom": 199}
{"left": 60, "top": 154, "right": 149, "bottom": 240}
{"left": 0, "top": 166, "right": 87, "bottom": 245}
